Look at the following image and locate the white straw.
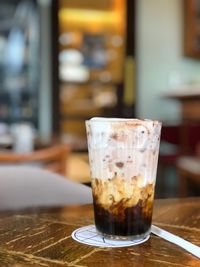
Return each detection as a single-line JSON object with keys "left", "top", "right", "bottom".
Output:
{"left": 151, "top": 225, "right": 200, "bottom": 259}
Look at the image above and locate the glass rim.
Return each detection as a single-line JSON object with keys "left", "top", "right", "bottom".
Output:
{"left": 86, "top": 117, "right": 162, "bottom": 125}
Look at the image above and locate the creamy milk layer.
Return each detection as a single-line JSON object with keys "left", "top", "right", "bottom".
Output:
{"left": 86, "top": 117, "right": 161, "bottom": 186}
{"left": 92, "top": 176, "right": 154, "bottom": 218}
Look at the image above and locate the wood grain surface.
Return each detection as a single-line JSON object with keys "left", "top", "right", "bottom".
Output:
{"left": 0, "top": 198, "right": 199, "bottom": 267}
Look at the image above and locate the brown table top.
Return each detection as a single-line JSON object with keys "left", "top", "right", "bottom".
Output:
{"left": 0, "top": 198, "right": 199, "bottom": 267}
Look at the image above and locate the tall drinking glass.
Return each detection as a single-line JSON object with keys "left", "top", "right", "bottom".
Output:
{"left": 86, "top": 117, "right": 161, "bottom": 242}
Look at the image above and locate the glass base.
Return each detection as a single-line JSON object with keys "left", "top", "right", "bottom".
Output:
{"left": 97, "top": 229, "right": 151, "bottom": 242}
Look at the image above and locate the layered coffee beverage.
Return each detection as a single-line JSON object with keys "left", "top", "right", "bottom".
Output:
{"left": 86, "top": 118, "right": 161, "bottom": 241}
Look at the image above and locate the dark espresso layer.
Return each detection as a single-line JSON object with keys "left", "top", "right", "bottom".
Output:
{"left": 93, "top": 199, "right": 152, "bottom": 237}
{"left": 92, "top": 177, "right": 154, "bottom": 237}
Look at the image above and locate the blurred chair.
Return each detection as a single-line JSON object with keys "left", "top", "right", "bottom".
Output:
{"left": 159, "top": 123, "right": 181, "bottom": 164}
{"left": 0, "top": 166, "right": 92, "bottom": 211}
{"left": 176, "top": 143, "right": 200, "bottom": 197}
{"left": 158, "top": 122, "right": 200, "bottom": 196}
{"left": 0, "top": 144, "right": 69, "bottom": 176}
{"left": 159, "top": 122, "right": 200, "bottom": 161}
{"left": 67, "top": 152, "right": 90, "bottom": 185}
{"left": 158, "top": 123, "right": 182, "bottom": 193}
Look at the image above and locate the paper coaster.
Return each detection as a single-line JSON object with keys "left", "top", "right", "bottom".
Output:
{"left": 72, "top": 225, "right": 150, "bottom": 248}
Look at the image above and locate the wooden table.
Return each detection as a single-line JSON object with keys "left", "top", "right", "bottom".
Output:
{"left": 0, "top": 198, "right": 199, "bottom": 266}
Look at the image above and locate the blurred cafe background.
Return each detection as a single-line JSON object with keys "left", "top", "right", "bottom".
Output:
{"left": 0, "top": 0, "right": 200, "bottom": 199}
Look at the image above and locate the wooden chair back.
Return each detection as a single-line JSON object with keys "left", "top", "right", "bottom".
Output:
{"left": 0, "top": 144, "right": 70, "bottom": 176}
{"left": 196, "top": 143, "right": 200, "bottom": 157}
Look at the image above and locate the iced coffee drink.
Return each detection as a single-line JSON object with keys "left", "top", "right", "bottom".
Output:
{"left": 86, "top": 118, "right": 161, "bottom": 241}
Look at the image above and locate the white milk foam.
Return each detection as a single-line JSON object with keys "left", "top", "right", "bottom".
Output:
{"left": 86, "top": 118, "right": 161, "bottom": 186}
